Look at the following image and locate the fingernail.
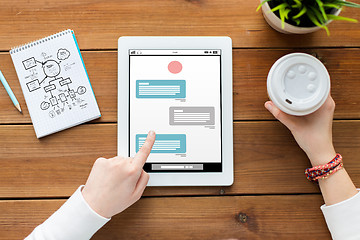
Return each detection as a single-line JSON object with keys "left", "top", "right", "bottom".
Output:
{"left": 148, "top": 130, "right": 155, "bottom": 136}
{"left": 265, "top": 102, "right": 272, "bottom": 111}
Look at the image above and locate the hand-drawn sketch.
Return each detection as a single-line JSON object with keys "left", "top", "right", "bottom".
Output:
{"left": 40, "top": 101, "right": 50, "bottom": 110}
{"left": 57, "top": 48, "right": 70, "bottom": 60}
{"left": 22, "top": 57, "right": 37, "bottom": 70}
{"left": 21, "top": 48, "right": 88, "bottom": 118}
{"left": 26, "top": 79, "right": 41, "bottom": 92}
{"left": 49, "top": 110, "right": 56, "bottom": 118}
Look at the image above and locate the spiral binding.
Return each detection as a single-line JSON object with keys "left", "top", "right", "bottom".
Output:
{"left": 9, "top": 29, "right": 72, "bottom": 55}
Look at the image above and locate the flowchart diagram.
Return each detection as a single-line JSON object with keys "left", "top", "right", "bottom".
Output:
{"left": 22, "top": 48, "right": 87, "bottom": 118}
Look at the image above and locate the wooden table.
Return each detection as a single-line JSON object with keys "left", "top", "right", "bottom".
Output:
{"left": 1, "top": 1, "right": 360, "bottom": 239}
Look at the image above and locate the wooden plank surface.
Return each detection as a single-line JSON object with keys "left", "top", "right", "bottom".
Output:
{"left": 0, "top": 195, "right": 331, "bottom": 240}
{"left": 1, "top": 121, "right": 359, "bottom": 198}
{"left": 0, "top": 0, "right": 360, "bottom": 50}
{"left": 1, "top": 48, "right": 360, "bottom": 123}
{"left": 1, "top": 0, "right": 359, "bottom": 238}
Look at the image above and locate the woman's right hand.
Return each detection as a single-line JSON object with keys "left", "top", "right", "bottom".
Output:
{"left": 82, "top": 130, "right": 156, "bottom": 218}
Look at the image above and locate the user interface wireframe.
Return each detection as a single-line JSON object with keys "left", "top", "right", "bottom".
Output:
{"left": 129, "top": 49, "right": 222, "bottom": 172}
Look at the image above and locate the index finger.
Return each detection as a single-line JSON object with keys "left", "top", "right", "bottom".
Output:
{"left": 133, "top": 130, "right": 156, "bottom": 168}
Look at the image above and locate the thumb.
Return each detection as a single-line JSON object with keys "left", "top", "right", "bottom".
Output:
{"left": 264, "top": 101, "right": 295, "bottom": 130}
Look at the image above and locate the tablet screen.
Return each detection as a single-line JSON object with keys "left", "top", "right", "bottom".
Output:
{"left": 129, "top": 49, "right": 222, "bottom": 172}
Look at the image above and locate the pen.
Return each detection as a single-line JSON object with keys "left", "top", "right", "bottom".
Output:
{"left": 0, "top": 69, "right": 22, "bottom": 113}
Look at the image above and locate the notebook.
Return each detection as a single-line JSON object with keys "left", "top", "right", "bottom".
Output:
{"left": 10, "top": 29, "right": 101, "bottom": 138}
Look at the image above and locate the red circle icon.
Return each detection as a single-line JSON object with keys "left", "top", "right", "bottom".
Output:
{"left": 168, "top": 61, "right": 182, "bottom": 74}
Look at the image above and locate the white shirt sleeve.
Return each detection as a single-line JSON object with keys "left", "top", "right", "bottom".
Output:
{"left": 25, "top": 185, "right": 110, "bottom": 240}
{"left": 321, "top": 189, "right": 360, "bottom": 240}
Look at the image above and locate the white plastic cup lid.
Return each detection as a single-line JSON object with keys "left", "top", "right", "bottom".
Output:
{"left": 267, "top": 53, "right": 330, "bottom": 116}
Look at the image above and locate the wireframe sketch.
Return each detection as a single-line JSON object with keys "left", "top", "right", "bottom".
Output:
{"left": 21, "top": 48, "right": 88, "bottom": 118}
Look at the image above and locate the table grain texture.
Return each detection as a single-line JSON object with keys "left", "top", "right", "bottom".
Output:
{"left": 1, "top": 0, "right": 360, "bottom": 239}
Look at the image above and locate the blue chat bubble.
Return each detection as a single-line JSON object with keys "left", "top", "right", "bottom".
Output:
{"left": 136, "top": 134, "right": 186, "bottom": 153}
{"left": 136, "top": 80, "right": 186, "bottom": 98}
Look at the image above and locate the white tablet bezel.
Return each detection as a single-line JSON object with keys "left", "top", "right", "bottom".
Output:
{"left": 118, "top": 36, "right": 233, "bottom": 186}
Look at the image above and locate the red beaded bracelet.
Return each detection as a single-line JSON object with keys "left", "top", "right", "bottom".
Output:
{"left": 312, "top": 163, "right": 343, "bottom": 181}
{"left": 305, "top": 154, "right": 343, "bottom": 182}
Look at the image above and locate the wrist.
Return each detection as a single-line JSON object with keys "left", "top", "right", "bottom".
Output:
{"left": 307, "top": 148, "right": 336, "bottom": 167}
{"left": 81, "top": 187, "right": 111, "bottom": 219}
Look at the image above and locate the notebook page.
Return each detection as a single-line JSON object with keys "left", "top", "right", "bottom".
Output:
{"left": 10, "top": 30, "right": 101, "bottom": 138}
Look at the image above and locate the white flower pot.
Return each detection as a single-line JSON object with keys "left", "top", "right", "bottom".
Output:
{"left": 260, "top": 0, "right": 341, "bottom": 34}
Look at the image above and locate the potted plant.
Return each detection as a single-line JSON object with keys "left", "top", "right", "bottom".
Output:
{"left": 257, "top": 0, "right": 360, "bottom": 35}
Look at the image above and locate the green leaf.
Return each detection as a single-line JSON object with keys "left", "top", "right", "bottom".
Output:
{"left": 256, "top": 0, "right": 271, "bottom": 12}
{"left": 315, "top": 0, "right": 328, "bottom": 22}
{"left": 291, "top": 0, "right": 302, "bottom": 8}
{"left": 307, "top": 9, "right": 324, "bottom": 28}
{"left": 283, "top": 8, "right": 291, "bottom": 19}
{"left": 322, "top": 3, "right": 341, "bottom": 10}
{"left": 293, "top": 0, "right": 302, "bottom": 6}
{"left": 327, "top": 14, "right": 358, "bottom": 23}
{"left": 292, "top": 6, "right": 307, "bottom": 19}
{"left": 307, "top": 9, "right": 330, "bottom": 36}
{"left": 332, "top": 0, "right": 360, "bottom": 8}
{"left": 270, "top": 3, "right": 289, "bottom": 13}
{"left": 309, "top": 5, "right": 326, "bottom": 24}
{"left": 293, "top": 18, "right": 301, "bottom": 25}
{"left": 279, "top": 7, "right": 286, "bottom": 28}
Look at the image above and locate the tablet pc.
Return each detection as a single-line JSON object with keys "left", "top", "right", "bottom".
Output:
{"left": 118, "top": 37, "right": 233, "bottom": 186}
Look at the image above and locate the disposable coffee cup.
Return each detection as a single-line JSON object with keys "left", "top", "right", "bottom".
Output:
{"left": 267, "top": 53, "right": 330, "bottom": 116}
